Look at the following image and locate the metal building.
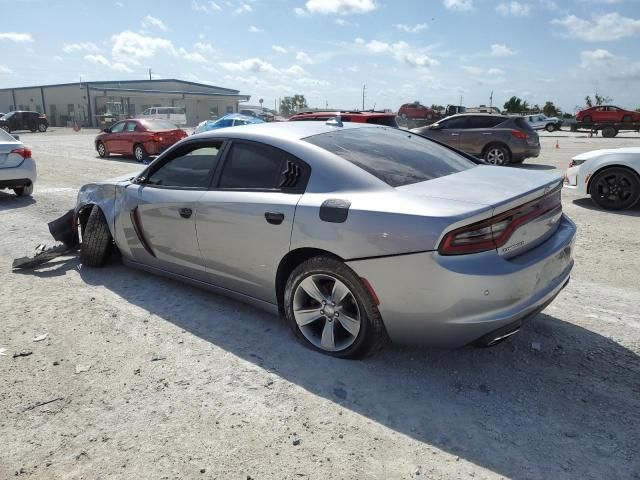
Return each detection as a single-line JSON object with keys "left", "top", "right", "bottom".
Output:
{"left": 0, "top": 79, "right": 250, "bottom": 127}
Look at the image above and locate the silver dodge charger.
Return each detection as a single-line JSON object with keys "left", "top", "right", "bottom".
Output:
{"left": 72, "top": 121, "right": 576, "bottom": 358}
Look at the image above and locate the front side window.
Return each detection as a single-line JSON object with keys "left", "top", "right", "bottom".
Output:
{"left": 110, "top": 122, "right": 126, "bottom": 133}
{"left": 305, "top": 127, "right": 476, "bottom": 187}
{"left": 146, "top": 143, "right": 222, "bottom": 188}
{"left": 218, "top": 142, "right": 291, "bottom": 190}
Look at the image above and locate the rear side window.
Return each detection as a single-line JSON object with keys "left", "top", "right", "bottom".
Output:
{"left": 141, "top": 120, "right": 178, "bottom": 130}
{"left": 468, "top": 116, "right": 507, "bottom": 128}
{"left": 440, "top": 116, "right": 468, "bottom": 129}
{"left": 305, "top": 127, "right": 476, "bottom": 187}
{"left": 513, "top": 117, "right": 535, "bottom": 132}
{"left": 366, "top": 116, "right": 399, "bottom": 127}
{"left": 218, "top": 142, "right": 286, "bottom": 190}
{"left": 146, "top": 143, "right": 221, "bottom": 188}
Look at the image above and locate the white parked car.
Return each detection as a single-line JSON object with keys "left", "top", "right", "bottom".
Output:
{"left": 526, "top": 114, "right": 562, "bottom": 132}
{"left": 139, "top": 107, "right": 187, "bottom": 126}
{"left": 0, "top": 128, "right": 36, "bottom": 196}
{"left": 565, "top": 147, "right": 640, "bottom": 210}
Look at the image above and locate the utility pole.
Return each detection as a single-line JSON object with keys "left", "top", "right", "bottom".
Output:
{"left": 148, "top": 68, "right": 152, "bottom": 80}
{"left": 362, "top": 84, "right": 366, "bottom": 110}
{"left": 489, "top": 91, "right": 493, "bottom": 111}
{"left": 459, "top": 94, "right": 463, "bottom": 107}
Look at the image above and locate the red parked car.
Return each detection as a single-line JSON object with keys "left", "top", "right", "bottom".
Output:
{"left": 288, "top": 110, "right": 398, "bottom": 127}
{"left": 95, "top": 119, "right": 187, "bottom": 162}
{"left": 576, "top": 105, "right": 640, "bottom": 124}
{"left": 398, "top": 102, "right": 437, "bottom": 121}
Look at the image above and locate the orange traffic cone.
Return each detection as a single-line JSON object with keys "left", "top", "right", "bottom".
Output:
{"left": 555, "top": 140, "right": 560, "bottom": 149}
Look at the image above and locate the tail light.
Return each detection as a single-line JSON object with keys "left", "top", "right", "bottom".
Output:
{"left": 439, "top": 187, "right": 562, "bottom": 255}
{"left": 10, "top": 147, "right": 32, "bottom": 159}
{"left": 510, "top": 130, "right": 528, "bottom": 139}
{"left": 39, "top": 114, "right": 47, "bottom": 119}
{"left": 151, "top": 133, "right": 164, "bottom": 143}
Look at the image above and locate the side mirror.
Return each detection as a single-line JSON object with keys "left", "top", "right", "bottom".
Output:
{"left": 430, "top": 124, "right": 441, "bottom": 130}
{"left": 103, "top": 128, "right": 110, "bottom": 133}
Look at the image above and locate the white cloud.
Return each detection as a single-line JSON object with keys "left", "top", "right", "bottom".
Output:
{"left": 0, "top": 32, "right": 33, "bottom": 42}
{"left": 111, "top": 31, "right": 176, "bottom": 65}
{"left": 63, "top": 42, "right": 101, "bottom": 53}
{"left": 194, "top": 42, "right": 215, "bottom": 53}
{"left": 551, "top": 12, "right": 640, "bottom": 41}
{"left": 296, "top": 51, "right": 313, "bottom": 64}
{"left": 580, "top": 48, "right": 615, "bottom": 67}
{"left": 356, "top": 38, "right": 439, "bottom": 68}
{"left": 220, "top": 58, "right": 280, "bottom": 74}
{"left": 234, "top": 3, "right": 252, "bottom": 14}
{"left": 179, "top": 48, "right": 208, "bottom": 63}
{"left": 142, "top": 15, "right": 168, "bottom": 31}
{"left": 84, "top": 54, "right": 134, "bottom": 72}
{"left": 577, "top": 49, "right": 640, "bottom": 81}
{"left": 272, "top": 45, "right": 287, "bottom": 53}
{"left": 192, "top": 0, "right": 221, "bottom": 13}
{"left": 443, "top": 0, "right": 473, "bottom": 11}
{"left": 394, "top": 23, "right": 428, "bottom": 33}
{"left": 297, "top": 0, "right": 377, "bottom": 16}
{"left": 463, "top": 65, "right": 505, "bottom": 75}
{"left": 218, "top": 57, "right": 329, "bottom": 90}
{"left": 496, "top": 2, "right": 531, "bottom": 16}
{"left": 491, "top": 43, "right": 515, "bottom": 56}
{"left": 0, "top": 65, "right": 13, "bottom": 74}
{"left": 248, "top": 25, "right": 263, "bottom": 33}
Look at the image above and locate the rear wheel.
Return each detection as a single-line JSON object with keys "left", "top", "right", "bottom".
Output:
{"left": 545, "top": 123, "right": 556, "bottom": 132}
{"left": 1, "top": 125, "right": 10, "bottom": 133}
{"left": 133, "top": 143, "right": 147, "bottom": 162}
{"left": 602, "top": 126, "right": 617, "bottom": 138}
{"left": 38, "top": 123, "right": 47, "bottom": 132}
{"left": 13, "top": 184, "right": 33, "bottom": 197}
{"left": 589, "top": 167, "right": 640, "bottom": 210}
{"left": 284, "top": 256, "right": 387, "bottom": 358}
{"left": 97, "top": 141, "right": 108, "bottom": 158}
{"left": 483, "top": 144, "right": 511, "bottom": 166}
{"left": 80, "top": 205, "right": 112, "bottom": 267}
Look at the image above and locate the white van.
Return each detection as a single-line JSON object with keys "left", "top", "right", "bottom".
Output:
{"left": 139, "top": 107, "right": 187, "bottom": 126}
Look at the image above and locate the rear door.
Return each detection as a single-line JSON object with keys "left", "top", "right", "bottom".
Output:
{"left": 459, "top": 115, "right": 506, "bottom": 156}
{"left": 120, "top": 140, "right": 223, "bottom": 280}
{"left": 104, "top": 121, "right": 127, "bottom": 153}
{"left": 195, "top": 140, "right": 308, "bottom": 303}
{"left": 122, "top": 121, "right": 139, "bottom": 155}
{"left": 428, "top": 116, "right": 468, "bottom": 149}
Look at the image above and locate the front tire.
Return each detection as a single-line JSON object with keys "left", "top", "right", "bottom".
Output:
{"left": 13, "top": 184, "right": 33, "bottom": 197}
{"left": 284, "top": 256, "right": 387, "bottom": 359}
{"left": 589, "top": 167, "right": 640, "bottom": 210}
{"left": 97, "top": 141, "right": 108, "bottom": 158}
{"left": 483, "top": 144, "right": 511, "bottom": 166}
{"left": 133, "top": 143, "right": 147, "bottom": 162}
{"left": 80, "top": 205, "right": 112, "bottom": 267}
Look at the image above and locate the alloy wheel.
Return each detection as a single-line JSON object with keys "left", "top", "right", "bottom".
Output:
{"left": 486, "top": 148, "right": 507, "bottom": 165}
{"left": 292, "top": 274, "right": 361, "bottom": 352}
{"left": 134, "top": 146, "right": 144, "bottom": 161}
{"left": 593, "top": 171, "right": 637, "bottom": 209}
{"left": 98, "top": 143, "right": 106, "bottom": 157}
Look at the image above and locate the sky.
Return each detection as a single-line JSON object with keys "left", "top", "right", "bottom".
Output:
{"left": 0, "top": 0, "right": 639, "bottom": 113}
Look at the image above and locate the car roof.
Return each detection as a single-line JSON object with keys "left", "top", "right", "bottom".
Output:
{"left": 218, "top": 113, "right": 259, "bottom": 121}
{"left": 291, "top": 110, "right": 394, "bottom": 118}
{"left": 197, "top": 120, "right": 379, "bottom": 141}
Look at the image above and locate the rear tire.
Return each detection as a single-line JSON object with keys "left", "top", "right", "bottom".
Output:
{"left": 589, "top": 167, "right": 640, "bottom": 210}
{"left": 284, "top": 256, "right": 388, "bottom": 359}
{"left": 602, "top": 126, "right": 617, "bottom": 138}
{"left": 133, "top": 143, "right": 147, "bottom": 162}
{"left": 545, "top": 123, "right": 556, "bottom": 132}
{"left": 483, "top": 144, "right": 511, "bottom": 166}
{"left": 1, "top": 125, "right": 11, "bottom": 133}
{"left": 13, "top": 184, "right": 33, "bottom": 197}
{"left": 38, "top": 123, "right": 47, "bottom": 132}
{"left": 80, "top": 205, "right": 112, "bottom": 267}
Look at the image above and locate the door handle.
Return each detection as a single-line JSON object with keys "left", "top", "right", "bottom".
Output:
{"left": 449, "top": 133, "right": 460, "bottom": 136}
{"left": 179, "top": 207, "right": 193, "bottom": 219}
{"left": 265, "top": 212, "right": 285, "bottom": 225}
{"left": 482, "top": 132, "right": 493, "bottom": 135}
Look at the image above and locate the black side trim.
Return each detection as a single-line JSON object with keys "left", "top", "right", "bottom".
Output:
{"left": 130, "top": 207, "right": 156, "bottom": 257}
{"left": 319, "top": 199, "right": 351, "bottom": 223}
{"left": 0, "top": 178, "right": 31, "bottom": 188}
{"left": 48, "top": 209, "right": 79, "bottom": 248}
{"left": 346, "top": 249, "right": 435, "bottom": 262}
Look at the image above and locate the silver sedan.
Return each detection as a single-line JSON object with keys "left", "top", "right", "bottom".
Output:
{"left": 72, "top": 121, "right": 576, "bottom": 358}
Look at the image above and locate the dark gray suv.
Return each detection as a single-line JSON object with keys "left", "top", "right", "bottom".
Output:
{"left": 411, "top": 114, "right": 540, "bottom": 165}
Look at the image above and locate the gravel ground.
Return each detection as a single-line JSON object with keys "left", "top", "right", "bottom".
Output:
{"left": 1, "top": 128, "right": 639, "bottom": 480}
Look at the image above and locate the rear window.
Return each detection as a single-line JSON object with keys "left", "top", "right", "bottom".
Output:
{"left": 305, "top": 127, "right": 475, "bottom": 187}
{"left": 468, "top": 116, "right": 507, "bottom": 128}
{"left": 366, "top": 116, "right": 399, "bottom": 127}
{"left": 140, "top": 119, "right": 178, "bottom": 130}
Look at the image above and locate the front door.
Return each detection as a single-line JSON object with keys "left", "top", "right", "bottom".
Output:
{"left": 195, "top": 140, "right": 306, "bottom": 303}
{"left": 119, "top": 141, "right": 223, "bottom": 280}
{"left": 105, "top": 121, "right": 127, "bottom": 153}
{"left": 429, "top": 116, "right": 468, "bottom": 149}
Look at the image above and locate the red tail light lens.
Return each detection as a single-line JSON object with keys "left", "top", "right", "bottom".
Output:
{"left": 151, "top": 133, "right": 164, "bottom": 143}
{"left": 39, "top": 114, "right": 47, "bottom": 119}
{"left": 439, "top": 187, "right": 562, "bottom": 255}
{"left": 10, "top": 147, "right": 32, "bottom": 159}
{"left": 510, "top": 130, "right": 528, "bottom": 139}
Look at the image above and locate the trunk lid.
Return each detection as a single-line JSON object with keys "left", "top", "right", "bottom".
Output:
{"left": 399, "top": 165, "right": 564, "bottom": 258}
{"left": 0, "top": 138, "right": 22, "bottom": 169}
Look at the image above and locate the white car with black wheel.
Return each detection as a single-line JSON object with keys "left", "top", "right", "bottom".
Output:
{"left": 526, "top": 114, "right": 562, "bottom": 132}
{"left": 565, "top": 147, "right": 640, "bottom": 210}
{"left": 0, "top": 127, "right": 36, "bottom": 197}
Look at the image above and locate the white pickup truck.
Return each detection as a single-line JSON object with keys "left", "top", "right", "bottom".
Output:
{"left": 139, "top": 107, "right": 187, "bottom": 126}
{"left": 525, "top": 114, "right": 562, "bottom": 132}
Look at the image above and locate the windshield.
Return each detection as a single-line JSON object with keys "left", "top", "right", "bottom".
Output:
{"left": 305, "top": 127, "right": 476, "bottom": 187}
{"left": 140, "top": 119, "right": 179, "bottom": 130}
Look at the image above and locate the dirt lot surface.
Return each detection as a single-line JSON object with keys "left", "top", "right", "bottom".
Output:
{"left": 1, "top": 128, "right": 639, "bottom": 480}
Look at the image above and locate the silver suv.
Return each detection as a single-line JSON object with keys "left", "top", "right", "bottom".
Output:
{"left": 411, "top": 114, "right": 540, "bottom": 165}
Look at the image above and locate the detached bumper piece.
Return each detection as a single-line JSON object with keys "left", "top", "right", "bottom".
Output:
{"left": 12, "top": 209, "right": 79, "bottom": 270}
